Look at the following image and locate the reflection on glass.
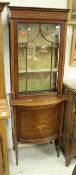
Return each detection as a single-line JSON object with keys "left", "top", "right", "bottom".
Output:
{"left": 18, "top": 23, "right": 60, "bottom": 95}
{"left": 18, "top": 24, "right": 39, "bottom": 43}
{"left": 52, "top": 47, "right": 59, "bottom": 69}
{"left": 27, "top": 34, "right": 51, "bottom": 71}
{"left": 18, "top": 47, "right": 26, "bottom": 72}
{"left": 19, "top": 74, "right": 26, "bottom": 94}
{"left": 51, "top": 72, "right": 57, "bottom": 91}
{"left": 27, "top": 72, "right": 50, "bottom": 92}
{"left": 41, "top": 24, "right": 60, "bottom": 44}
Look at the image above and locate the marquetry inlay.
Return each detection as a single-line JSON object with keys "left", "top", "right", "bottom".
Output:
{"left": 37, "top": 114, "right": 45, "bottom": 131}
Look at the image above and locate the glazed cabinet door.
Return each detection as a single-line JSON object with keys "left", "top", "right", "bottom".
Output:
{"left": 13, "top": 21, "right": 62, "bottom": 98}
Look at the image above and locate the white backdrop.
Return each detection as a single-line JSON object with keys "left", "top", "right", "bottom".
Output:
{"left": 10, "top": 0, "right": 67, "bottom": 8}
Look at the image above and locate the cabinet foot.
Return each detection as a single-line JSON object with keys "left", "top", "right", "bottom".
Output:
{"left": 12, "top": 128, "right": 15, "bottom": 151}
{"left": 55, "top": 138, "right": 60, "bottom": 157}
{"left": 50, "top": 141, "right": 52, "bottom": 144}
{"left": 15, "top": 141, "right": 18, "bottom": 166}
{"left": 65, "top": 158, "right": 71, "bottom": 167}
{"left": 12, "top": 128, "right": 18, "bottom": 165}
{"left": 56, "top": 145, "right": 60, "bottom": 157}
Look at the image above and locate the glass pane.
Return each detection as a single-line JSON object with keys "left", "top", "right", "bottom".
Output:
{"left": 51, "top": 72, "right": 58, "bottom": 92}
{"left": 52, "top": 47, "right": 59, "bottom": 70}
{"left": 27, "top": 33, "right": 51, "bottom": 72}
{"left": 18, "top": 47, "right": 26, "bottom": 72}
{"left": 41, "top": 24, "right": 60, "bottom": 44}
{"left": 18, "top": 23, "right": 39, "bottom": 43}
{"left": 19, "top": 74, "right": 26, "bottom": 95}
{"left": 18, "top": 42, "right": 26, "bottom": 95}
{"left": 27, "top": 72, "right": 50, "bottom": 92}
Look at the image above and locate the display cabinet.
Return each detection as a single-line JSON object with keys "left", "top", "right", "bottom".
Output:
{"left": 9, "top": 6, "right": 69, "bottom": 165}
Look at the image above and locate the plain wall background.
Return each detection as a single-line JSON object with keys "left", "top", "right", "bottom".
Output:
{"left": 1, "top": 0, "right": 76, "bottom": 149}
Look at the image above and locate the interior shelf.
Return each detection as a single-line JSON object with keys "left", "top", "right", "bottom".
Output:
{"left": 19, "top": 68, "right": 58, "bottom": 74}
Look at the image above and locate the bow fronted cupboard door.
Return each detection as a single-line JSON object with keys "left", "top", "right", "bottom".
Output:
{"left": 9, "top": 7, "right": 69, "bottom": 165}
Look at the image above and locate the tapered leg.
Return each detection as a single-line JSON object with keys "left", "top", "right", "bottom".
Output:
{"left": 12, "top": 128, "right": 18, "bottom": 165}
{"left": 55, "top": 138, "right": 61, "bottom": 157}
{"left": 65, "top": 157, "right": 71, "bottom": 167}
{"left": 15, "top": 140, "right": 18, "bottom": 166}
{"left": 50, "top": 141, "right": 52, "bottom": 144}
{"left": 12, "top": 128, "right": 15, "bottom": 150}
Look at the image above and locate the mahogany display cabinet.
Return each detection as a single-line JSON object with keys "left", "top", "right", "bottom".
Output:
{"left": 9, "top": 6, "right": 69, "bottom": 165}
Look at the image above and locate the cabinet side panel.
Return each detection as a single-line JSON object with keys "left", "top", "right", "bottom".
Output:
{"left": 62, "top": 85, "right": 73, "bottom": 157}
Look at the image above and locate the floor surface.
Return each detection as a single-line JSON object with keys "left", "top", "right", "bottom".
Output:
{"left": 9, "top": 143, "right": 76, "bottom": 175}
